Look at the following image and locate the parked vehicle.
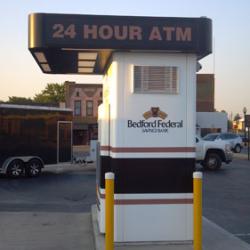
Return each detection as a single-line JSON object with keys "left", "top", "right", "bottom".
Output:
{"left": 240, "top": 135, "right": 249, "bottom": 144}
{"left": 202, "top": 132, "right": 243, "bottom": 153}
{"left": 0, "top": 104, "right": 72, "bottom": 177}
{"left": 196, "top": 135, "right": 233, "bottom": 170}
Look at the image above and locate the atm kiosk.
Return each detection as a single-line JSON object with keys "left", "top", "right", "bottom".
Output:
{"left": 28, "top": 13, "right": 212, "bottom": 243}
{"left": 95, "top": 17, "right": 212, "bottom": 243}
{"left": 97, "top": 52, "right": 198, "bottom": 242}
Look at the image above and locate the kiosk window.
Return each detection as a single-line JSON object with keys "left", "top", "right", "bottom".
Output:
{"left": 134, "top": 66, "right": 178, "bottom": 94}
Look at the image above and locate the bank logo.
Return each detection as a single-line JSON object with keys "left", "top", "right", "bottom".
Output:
{"left": 128, "top": 107, "right": 183, "bottom": 133}
{"left": 143, "top": 107, "right": 167, "bottom": 120}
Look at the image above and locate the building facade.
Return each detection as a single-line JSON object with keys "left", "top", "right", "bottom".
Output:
{"left": 196, "top": 74, "right": 228, "bottom": 136}
{"left": 196, "top": 74, "right": 214, "bottom": 112}
{"left": 196, "top": 112, "right": 228, "bottom": 136}
{"left": 64, "top": 81, "right": 102, "bottom": 145}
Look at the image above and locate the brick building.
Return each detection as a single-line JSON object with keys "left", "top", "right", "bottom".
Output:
{"left": 196, "top": 74, "right": 214, "bottom": 112}
{"left": 64, "top": 81, "right": 102, "bottom": 145}
{"left": 196, "top": 74, "right": 227, "bottom": 136}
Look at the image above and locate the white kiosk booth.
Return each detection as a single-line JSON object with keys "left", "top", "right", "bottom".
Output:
{"left": 28, "top": 13, "right": 212, "bottom": 243}
{"left": 98, "top": 52, "right": 197, "bottom": 242}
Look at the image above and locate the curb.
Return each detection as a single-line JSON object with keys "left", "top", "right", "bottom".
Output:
{"left": 91, "top": 205, "right": 105, "bottom": 250}
{"left": 203, "top": 217, "right": 250, "bottom": 250}
{"left": 234, "top": 153, "right": 249, "bottom": 160}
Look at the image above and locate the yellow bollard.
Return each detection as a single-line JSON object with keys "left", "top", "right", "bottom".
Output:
{"left": 105, "top": 172, "right": 115, "bottom": 250}
{"left": 193, "top": 171, "right": 203, "bottom": 250}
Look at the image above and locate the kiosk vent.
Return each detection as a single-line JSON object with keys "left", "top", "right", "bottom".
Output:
{"left": 134, "top": 66, "right": 178, "bottom": 94}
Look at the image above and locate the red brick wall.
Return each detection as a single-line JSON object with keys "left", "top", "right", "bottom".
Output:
{"left": 196, "top": 74, "right": 214, "bottom": 112}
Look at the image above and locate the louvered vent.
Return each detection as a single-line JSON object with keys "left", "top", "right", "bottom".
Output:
{"left": 134, "top": 66, "right": 178, "bottom": 94}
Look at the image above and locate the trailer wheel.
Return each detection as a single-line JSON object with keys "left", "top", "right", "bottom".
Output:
{"left": 7, "top": 159, "right": 25, "bottom": 178}
{"left": 26, "top": 159, "right": 42, "bottom": 177}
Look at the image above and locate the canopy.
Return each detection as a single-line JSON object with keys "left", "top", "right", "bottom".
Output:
{"left": 29, "top": 13, "right": 212, "bottom": 75}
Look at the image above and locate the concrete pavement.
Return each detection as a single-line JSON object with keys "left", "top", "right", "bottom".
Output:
{"left": 91, "top": 205, "right": 250, "bottom": 250}
{"left": 0, "top": 205, "right": 249, "bottom": 250}
{"left": 0, "top": 212, "right": 95, "bottom": 250}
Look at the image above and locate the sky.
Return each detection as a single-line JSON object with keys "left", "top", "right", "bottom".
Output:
{"left": 0, "top": 0, "right": 249, "bottom": 117}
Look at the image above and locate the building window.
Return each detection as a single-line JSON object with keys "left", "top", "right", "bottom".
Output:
{"left": 134, "top": 66, "right": 178, "bottom": 94}
{"left": 74, "top": 100, "right": 81, "bottom": 116}
{"left": 86, "top": 101, "right": 93, "bottom": 116}
{"left": 76, "top": 91, "right": 80, "bottom": 97}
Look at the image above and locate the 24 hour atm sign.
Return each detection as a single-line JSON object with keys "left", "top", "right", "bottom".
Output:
{"left": 51, "top": 23, "right": 192, "bottom": 42}
{"left": 44, "top": 15, "right": 200, "bottom": 50}
{"left": 127, "top": 107, "right": 183, "bottom": 133}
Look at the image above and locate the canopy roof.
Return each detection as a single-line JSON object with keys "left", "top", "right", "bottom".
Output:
{"left": 29, "top": 13, "right": 212, "bottom": 75}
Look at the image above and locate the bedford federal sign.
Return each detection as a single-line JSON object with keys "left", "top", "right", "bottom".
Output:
{"left": 128, "top": 120, "right": 183, "bottom": 133}
{"left": 29, "top": 13, "right": 212, "bottom": 74}
{"left": 128, "top": 107, "right": 183, "bottom": 133}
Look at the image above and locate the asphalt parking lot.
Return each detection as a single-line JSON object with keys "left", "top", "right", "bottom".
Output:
{"left": 0, "top": 152, "right": 250, "bottom": 249}
{"left": 0, "top": 164, "right": 96, "bottom": 213}
{"left": 201, "top": 149, "right": 250, "bottom": 244}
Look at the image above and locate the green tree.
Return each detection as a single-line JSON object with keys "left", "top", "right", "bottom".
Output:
{"left": 234, "top": 113, "right": 241, "bottom": 121}
{"left": 34, "top": 83, "right": 65, "bottom": 104}
{"left": 7, "top": 96, "right": 34, "bottom": 105}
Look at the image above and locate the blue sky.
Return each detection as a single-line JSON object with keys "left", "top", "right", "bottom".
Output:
{"left": 0, "top": 0, "right": 250, "bottom": 116}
